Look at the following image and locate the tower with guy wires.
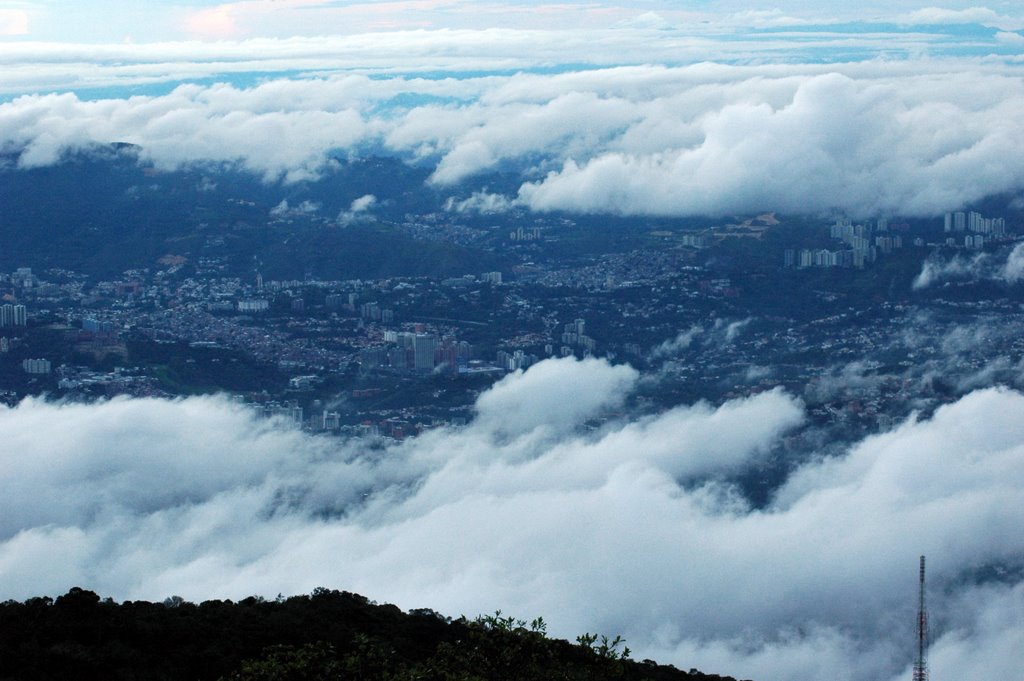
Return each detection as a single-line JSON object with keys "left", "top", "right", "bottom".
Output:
{"left": 913, "top": 556, "right": 928, "bottom": 681}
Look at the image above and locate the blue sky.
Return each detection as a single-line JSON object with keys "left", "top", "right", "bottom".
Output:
{"left": 3, "top": 1, "right": 1024, "bottom": 43}
{"left": 1, "top": 1, "right": 1022, "bottom": 100}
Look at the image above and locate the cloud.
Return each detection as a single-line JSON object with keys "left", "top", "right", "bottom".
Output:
{"left": 349, "top": 193, "right": 376, "bottom": 212}
{"left": 473, "top": 356, "right": 638, "bottom": 438}
{"left": 337, "top": 193, "right": 377, "bottom": 225}
{"left": 995, "top": 30, "right": 1024, "bottom": 45}
{"left": 614, "top": 11, "right": 674, "bottom": 31}
{"left": 912, "top": 252, "right": 989, "bottom": 289}
{"left": 444, "top": 190, "right": 516, "bottom": 214}
{"left": 897, "top": 7, "right": 1024, "bottom": 31}
{"left": 515, "top": 69, "right": 1024, "bottom": 217}
{"left": 1000, "top": 242, "right": 1024, "bottom": 282}
{"left": 270, "top": 198, "right": 320, "bottom": 216}
{"left": 7, "top": 61, "right": 1024, "bottom": 215}
{"left": 650, "top": 318, "right": 751, "bottom": 360}
{"left": 726, "top": 9, "right": 814, "bottom": 28}
{"left": 912, "top": 243, "right": 1024, "bottom": 289}
{"left": 651, "top": 326, "right": 702, "bottom": 359}
{"left": 1, "top": 357, "right": 1023, "bottom": 681}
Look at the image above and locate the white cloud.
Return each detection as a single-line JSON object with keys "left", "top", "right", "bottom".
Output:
{"left": 516, "top": 70, "right": 1024, "bottom": 217}
{"left": 614, "top": 11, "right": 675, "bottom": 31}
{"left": 473, "top": 356, "right": 638, "bottom": 437}
{"left": 726, "top": 9, "right": 815, "bottom": 28}
{"left": 337, "top": 193, "right": 377, "bottom": 225}
{"left": 912, "top": 252, "right": 989, "bottom": 289}
{"left": 995, "top": 30, "right": 1024, "bottom": 45}
{"left": 270, "top": 198, "right": 320, "bottom": 216}
{"left": 651, "top": 325, "right": 702, "bottom": 359}
{"left": 913, "top": 243, "right": 1024, "bottom": 289}
{"left": 349, "top": 193, "right": 376, "bottom": 212}
{"left": 444, "top": 190, "right": 515, "bottom": 214}
{"left": 1000, "top": 242, "right": 1024, "bottom": 282}
{"left": 1, "top": 358, "right": 1023, "bottom": 681}
{"left": 4, "top": 58, "right": 1024, "bottom": 214}
{"left": 651, "top": 318, "right": 751, "bottom": 360}
{"left": 897, "top": 6, "right": 1024, "bottom": 31}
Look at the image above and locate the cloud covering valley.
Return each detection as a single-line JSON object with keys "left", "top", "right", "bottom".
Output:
{"left": 2, "top": 357, "right": 1023, "bottom": 681}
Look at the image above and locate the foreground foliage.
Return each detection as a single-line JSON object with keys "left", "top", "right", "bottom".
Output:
{"left": 0, "top": 588, "right": 745, "bottom": 681}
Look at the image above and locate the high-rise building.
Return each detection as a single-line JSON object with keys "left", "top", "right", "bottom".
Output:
{"left": 237, "top": 299, "right": 269, "bottom": 313}
{"left": 968, "top": 211, "right": 983, "bottom": 232}
{"left": 413, "top": 334, "right": 437, "bottom": 371}
{"left": 12, "top": 305, "right": 26, "bottom": 326}
{"left": 22, "top": 358, "right": 51, "bottom": 374}
{"left": 12, "top": 268, "right": 34, "bottom": 288}
{"left": 322, "top": 411, "right": 341, "bottom": 431}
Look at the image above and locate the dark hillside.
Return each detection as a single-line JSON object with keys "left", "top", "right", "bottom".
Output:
{"left": 0, "top": 149, "right": 507, "bottom": 279}
{"left": 0, "top": 588, "right": 746, "bottom": 681}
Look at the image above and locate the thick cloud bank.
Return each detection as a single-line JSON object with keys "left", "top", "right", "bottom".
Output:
{"left": 4, "top": 62, "right": 1024, "bottom": 214}
{"left": 1, "top": 357, "right": 1023, "bottom": 681}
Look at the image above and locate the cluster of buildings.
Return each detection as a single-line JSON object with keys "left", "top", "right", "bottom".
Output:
{"left": 249, "top": 397, "right": 436, "bottom": 440}
{"left": 0, "top": 304, "right": 27, "bottom": 328}
{"left": 56, "top": 365, "right": 167, "bottom": 397}
{"left": 785, "top": 218, "right": 906, "bottom": 269}
{"left": 944, "top": 211, "right": 1005, "bottom": 235}
{"left": 22, "top": 358, "right": 51, "bottom": 374}
{"left": 359, "top": 331, "right": 475, "bottom": 373}
{"left": 509, "top": 226, "right": 542, "bottom": 242}
{"left": 255, "top": 400, "right": 305, "bottom": 425}
{"left": 355, "top": 316, "right": 599, "bottom": 376}
{"left": 942, "top": 211, "right": 1007, "bottom": 249}
{"left": 496, "top": 348, "right": 540, "bottom": 371}
{"left": 0, "top": 302, "right": 29, "bottom": 360}
{"left": 559, "top": 318, "right": 597, "bottom": 353}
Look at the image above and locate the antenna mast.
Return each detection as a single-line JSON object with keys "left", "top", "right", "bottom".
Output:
{"left": 913, "top": 555, "right": 928, "bottom": 681}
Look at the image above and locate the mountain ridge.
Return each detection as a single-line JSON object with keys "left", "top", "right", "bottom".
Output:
{"left": 0, "top": 586, "right": 748, "bottom": 681}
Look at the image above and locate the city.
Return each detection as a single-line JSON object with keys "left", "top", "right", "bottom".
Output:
{"left": 2, "top": 197, "right": 1022, "bottom": 479}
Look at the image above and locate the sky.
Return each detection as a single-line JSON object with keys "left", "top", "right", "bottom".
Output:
{"left": 2, "top": 3, "right": 1024, "bottom": 681}
{"left": 2, "top": 0, "right": 1024, "bottom": 43}
{"left": 2, "top": 2, "right": 1024, "bottom": 218}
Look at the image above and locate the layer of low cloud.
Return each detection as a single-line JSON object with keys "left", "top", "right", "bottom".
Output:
{"left": 897, "top": 6, "right": 1024, "bottom": 30}
{"left": 1, "top": 356, "right": 1023, "bottom": 681}
{"left": 5, "top": 61, "right": 1024, "bottom": 217}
